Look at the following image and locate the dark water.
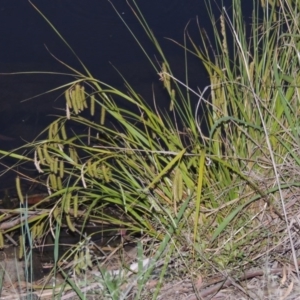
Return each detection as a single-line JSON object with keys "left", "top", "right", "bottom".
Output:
{"left": 1, "top": 1, "right": 209, "bottom": 64}
{"left": 0, "top": 0, "right": 253, "bottom": 79}
{"left": 0, "top": 1, "right": 210, "bottom": 143}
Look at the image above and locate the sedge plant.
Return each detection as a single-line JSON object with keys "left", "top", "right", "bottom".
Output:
{"left": 0, "top": 0, "right": 300, "bottom": 298}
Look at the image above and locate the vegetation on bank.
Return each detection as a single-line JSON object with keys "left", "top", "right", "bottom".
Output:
{"left": 1, "top": 0, "right": 300, "bottom": 298}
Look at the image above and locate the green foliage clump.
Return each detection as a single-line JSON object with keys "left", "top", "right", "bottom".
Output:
{"left": 1, "top": 0, "right": 300, "bottom": 298}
